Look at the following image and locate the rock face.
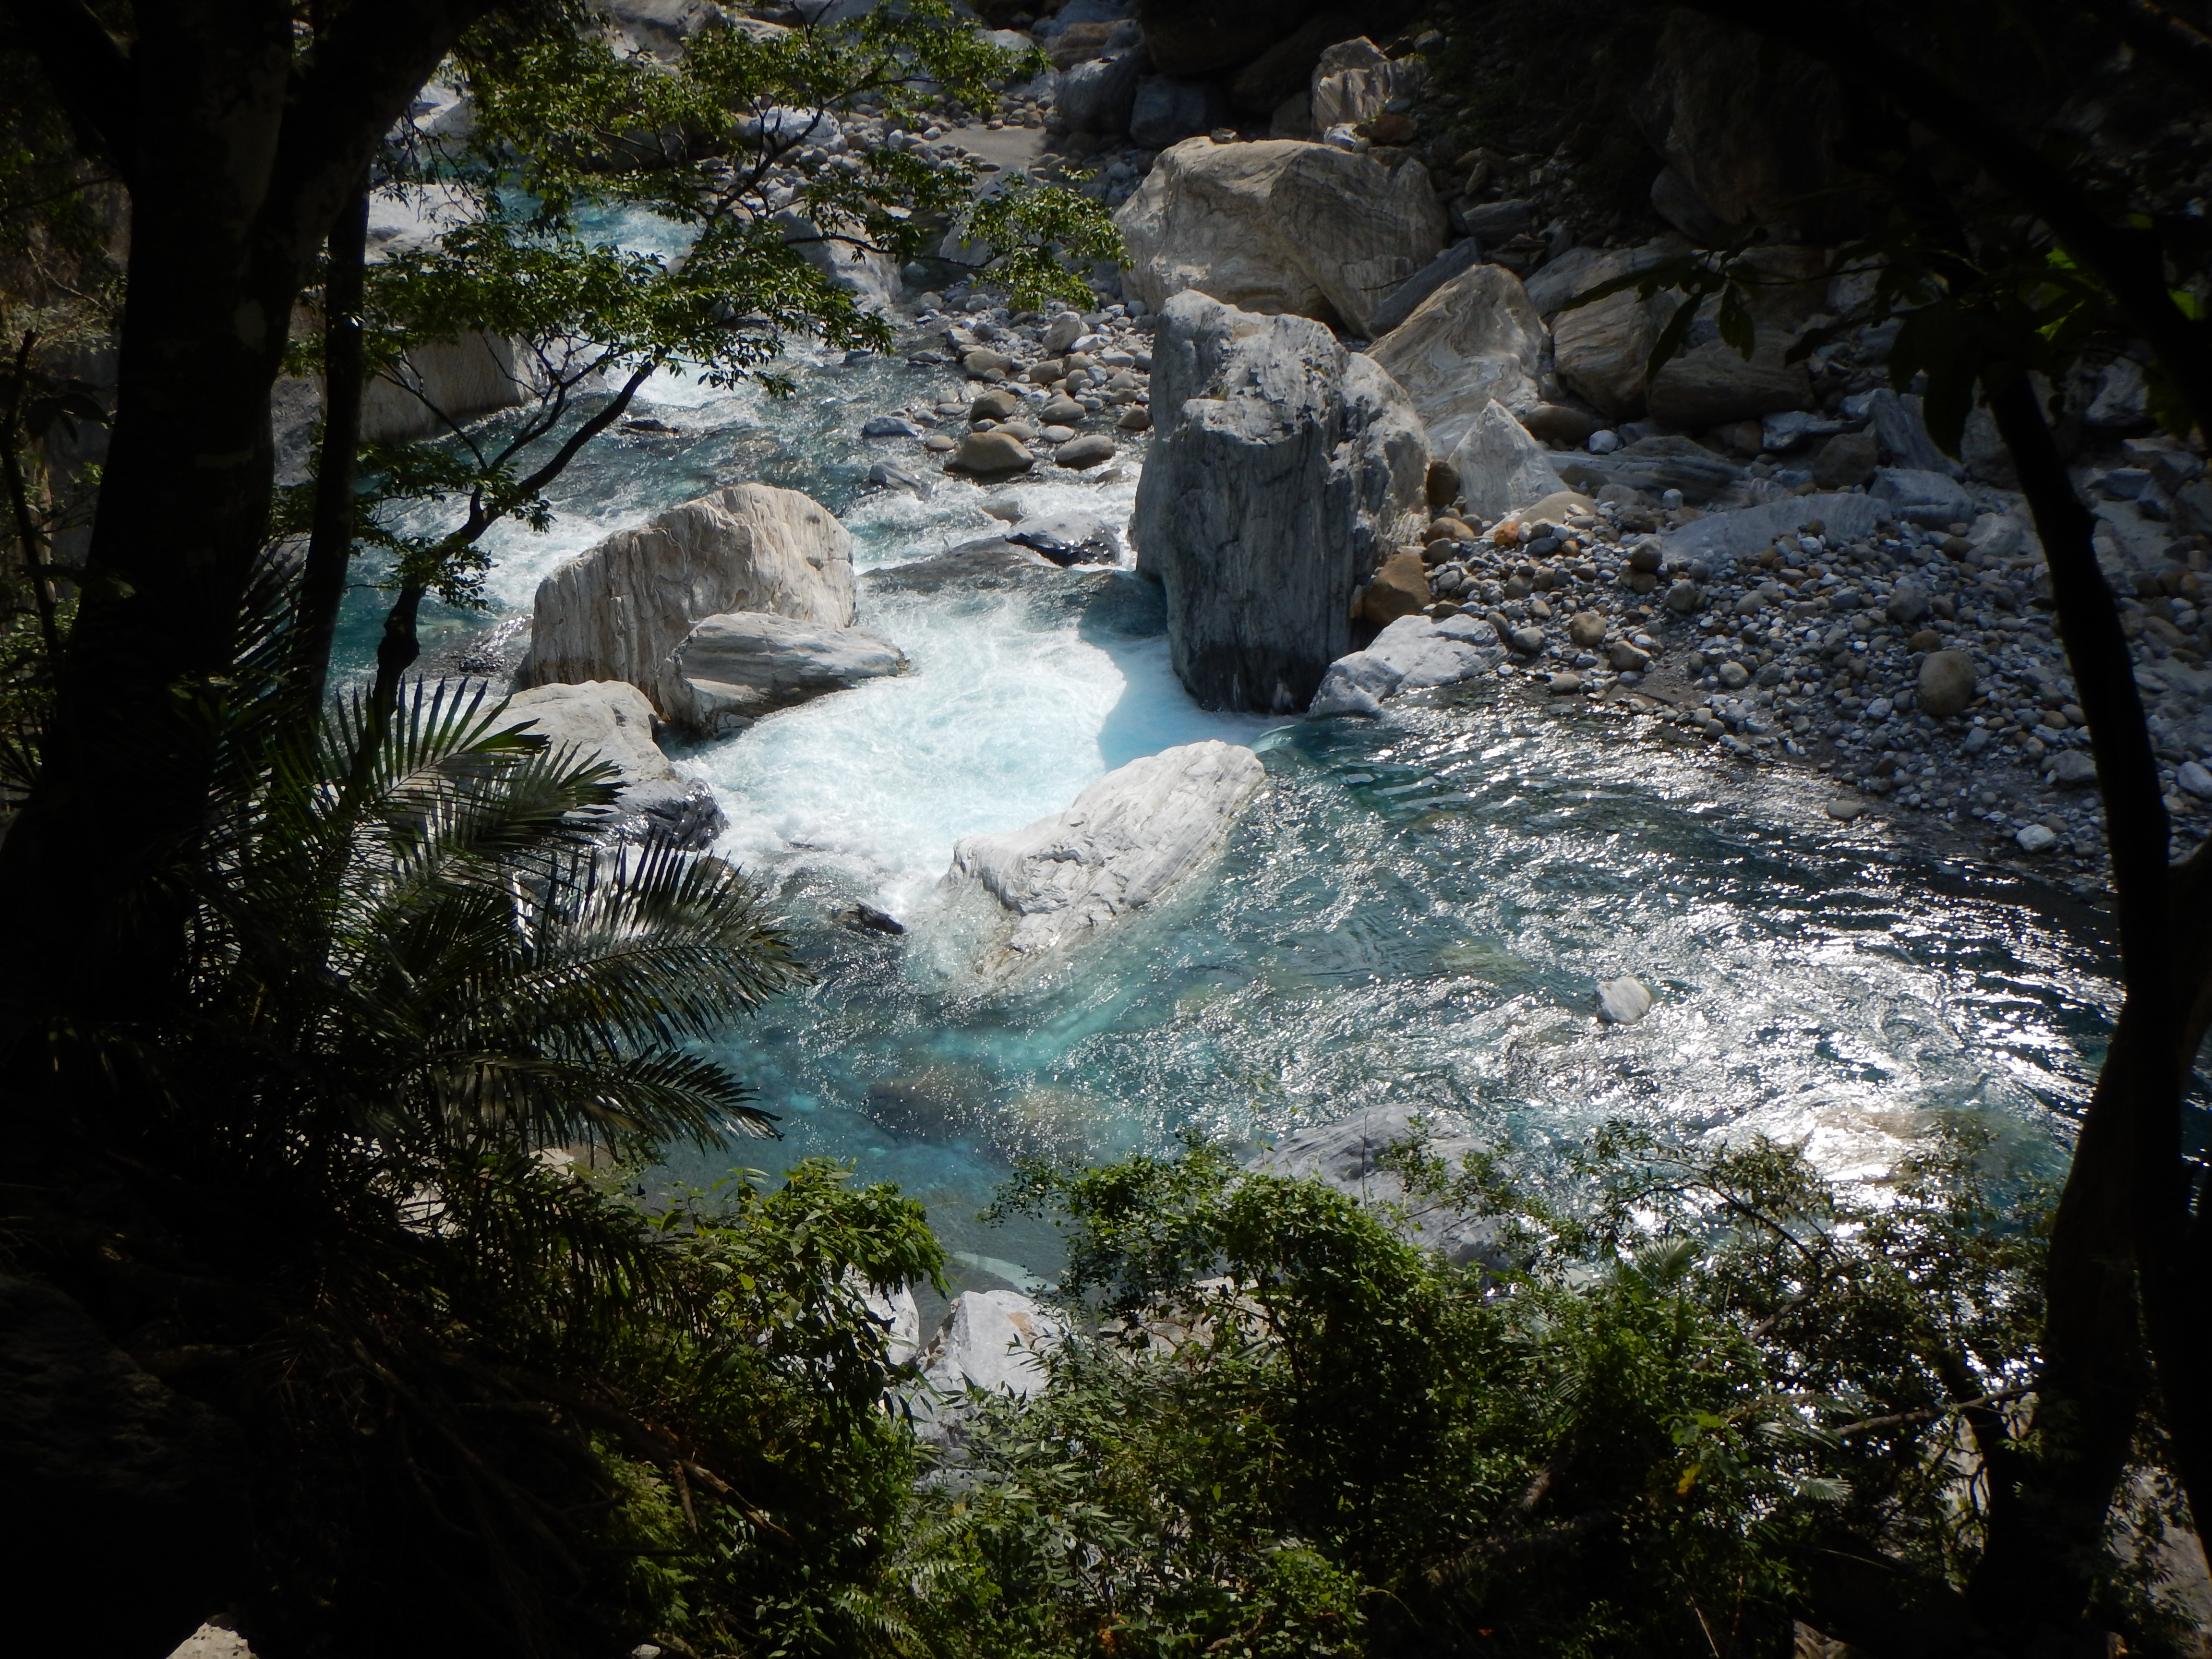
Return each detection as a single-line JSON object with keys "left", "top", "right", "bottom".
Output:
{"left": 1550, "top": 249, "right": 1661, "bottom": 417}
{"left": 947, "top": 740, "right": 1265, "bottom": 964}
{"left": 504, "top": 681, "right": 726, "bottom": 847}
{"left": 1448, "top": 400, "right": 1566, "bottom": 522}
{"left": 1114, "top": 137, "right": 1445, "bottom": 337}
{"left": 521, "top": 483, "right": 854, "bottom": 721}
{"left": 670, "top": 611, "right": 908, "bottom": 736}
{"left": 1250, "top": 1105, "right": 1506, "bottom": 1270}
{"left": 0, "top": 1277, "right": 253, "bottom": 1659}
{"left": 1130, "top": 291, "right": 1428, "bottom": 712}
{"left": 1366, "top": 263, "right": 1545, "bottom": 456}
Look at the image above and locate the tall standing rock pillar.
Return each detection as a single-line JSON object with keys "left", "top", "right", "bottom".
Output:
{"left": 1130, "top": 291, "right": 1428, "bottom": 712}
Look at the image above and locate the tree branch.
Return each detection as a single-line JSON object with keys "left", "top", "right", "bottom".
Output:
{"left": 1667, "top": 0, "right": 2212, "bottom": 439}
{"left": 0, "top": 0, "right": 134, "bottom": 177}
{"left": 2079, "top": 0, "right": 2212, "bottom": 103}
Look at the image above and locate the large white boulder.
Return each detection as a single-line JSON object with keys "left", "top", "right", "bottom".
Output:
{"left": 521, "top": 483, "right": 855, "bottom": 721}
{"left": 1113, "top": 136, "right": 1445, "bottom": 337}
{"left": 1448, "top": 401, "right": 1567, "bottom": 522}
{"left": 905, "top": 1288, "right": 1067, "bottom": 1443}
{"left": 502, "top": 681, "right": 724, "bottom": 847}
{"left": 1130, "top": 290, "right": 1428, "bottom": 712}
{"left": 670, "top": 610, "right": 908, "bottom": 736}
{"left": 917, "top": 1289, "right": 1064, "bottom": 1397}
{"left": 1367, "top": 264, "right": 1547, "bottom": 457}
{"left": 946, "top": 740, "right": 1265, "bottom": 965}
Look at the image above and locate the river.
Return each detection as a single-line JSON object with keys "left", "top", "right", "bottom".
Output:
{"left": 334, "top": 335, "right": 2134, "bottom": 1298}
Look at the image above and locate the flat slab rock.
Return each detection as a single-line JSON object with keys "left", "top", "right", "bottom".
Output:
{"left": 947, "top": 739, "right": 1265, "bottom": 962}
{"left": 1309, "top": 613, "right": 1504, "bottom": 717}
{"left": 1655, "top": 492, "right": 1886, "bottom": 565}
{"left": 673, "top": 609, "right": 907, "bottom": 735}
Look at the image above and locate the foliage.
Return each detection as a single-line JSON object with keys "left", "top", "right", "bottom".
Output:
{"left": 921, "top": 1125, "right": 2197, "bottom": 1658}
{"left": 0, "top": 552, "right": 966, "bottom": 1656}
{"left": 284, "top": 0, "right": 1121, "bottom": 617}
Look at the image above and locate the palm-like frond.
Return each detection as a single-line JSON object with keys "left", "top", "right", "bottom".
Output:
{"left": 175, "top": 670, "right": 804, "bottom": 1170}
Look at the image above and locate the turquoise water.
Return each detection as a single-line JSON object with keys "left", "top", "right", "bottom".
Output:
{"left": 335, "top": 342, "right": 2146, "bottom": 1297}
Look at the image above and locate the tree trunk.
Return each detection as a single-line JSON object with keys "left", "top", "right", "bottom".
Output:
{"left": 289, "top": 174, "right": 373, "bottom": 710}
{"left": 0, "top": 0, "right": 499, "bottom": 1092}
{"left": 1963, "top": 364, "right": 2197, "bottom": 1642}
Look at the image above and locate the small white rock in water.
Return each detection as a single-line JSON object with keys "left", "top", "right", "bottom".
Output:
{"left": 1597, "top": 976, "right": 1654, "bottom": 1024}
{"left": 2179, "top": 760, "right": 2212, "bottom": 800}
{"left": 2016, "top": 823, "right": 2058, "bottom": 853}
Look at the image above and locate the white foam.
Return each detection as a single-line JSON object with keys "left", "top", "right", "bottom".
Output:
{"left": 686, "top": 573, "right": 1275, "bottom": 912}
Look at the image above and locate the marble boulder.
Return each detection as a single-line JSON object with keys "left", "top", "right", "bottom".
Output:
{"left": 1131, "top": 290, "right": 1428, "bottom": 712}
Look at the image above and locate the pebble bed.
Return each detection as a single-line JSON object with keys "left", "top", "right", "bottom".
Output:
{"left": 1408, "top": 490, "right": 2212, "bottom": 897}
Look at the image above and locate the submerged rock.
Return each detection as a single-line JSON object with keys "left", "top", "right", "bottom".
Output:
{"left": 670, "top": 610, "right": 908, "bottom": 736}
{"left": 521, "top": 483, "right": 854, "bottom": 721}
{"left": 1250, "top": 1105, "right": 1507, "bottom": 1270}
{"left": 504, "top": 680, "right": 724, "bottom": 848}
{"left": 946, "top": 740, "right": 1265, "bottom": 964}
{"left": 1006, "top": 511, "right": 1121, "bottom": 566}
{"left": 1114, "top": 136, "right": 1445, "bottom": 337}
{"left": 1597, "top": 976, "right": 1654, "bottom": 1025}
{"left": 1131, "top": 290, "right": 1428, "bottom": 712}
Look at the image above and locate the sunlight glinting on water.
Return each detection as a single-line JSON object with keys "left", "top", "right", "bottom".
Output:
{"left": 336, "top": 334, "right": 2125, "bottom": 1286}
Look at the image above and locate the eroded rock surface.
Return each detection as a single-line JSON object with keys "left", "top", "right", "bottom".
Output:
{"left": 521, "top": 483, "right": 854, "bottom": 720}
{"left": 946, "top": 739, "right": 1265, "bottom": 964}
{"left": 1132, "top": 290, "right": 1428, "bottom": 712}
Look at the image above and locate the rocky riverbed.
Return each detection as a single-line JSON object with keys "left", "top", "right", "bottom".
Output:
{"left": 346, "top": 0, "right": 2212, "bottom": 1322}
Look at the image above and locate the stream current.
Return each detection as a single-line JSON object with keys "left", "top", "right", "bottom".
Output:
{"left": 334, "top": 342, "right": 2147, "bottom": 1296}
